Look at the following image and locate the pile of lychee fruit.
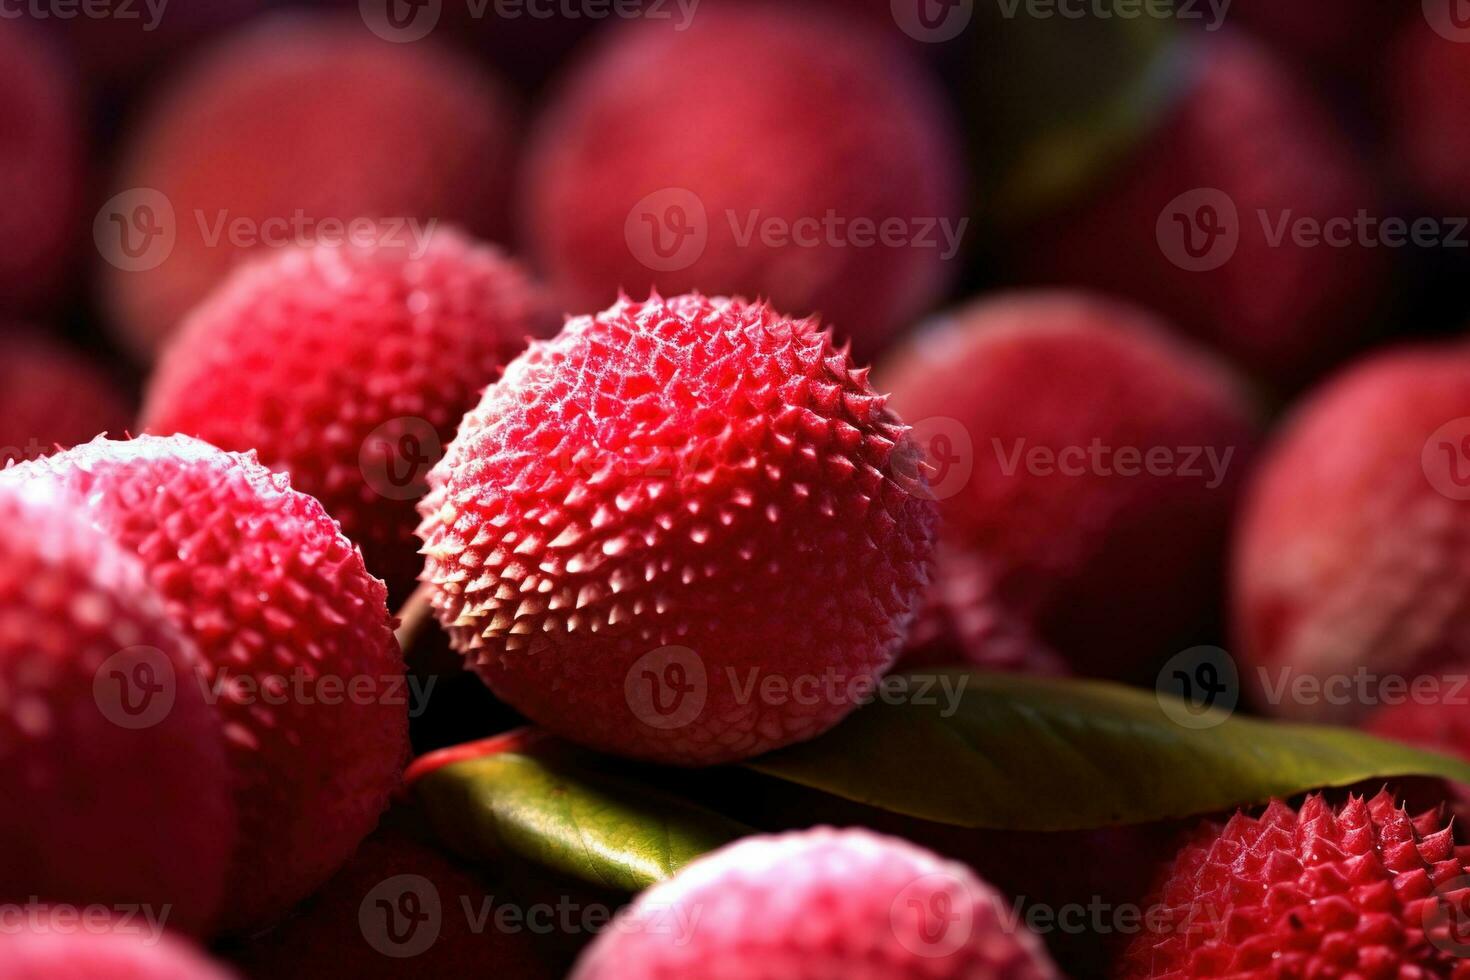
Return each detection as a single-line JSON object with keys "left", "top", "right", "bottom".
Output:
{"left": 8, "top": 1, "right": 1470, "bottom": 977}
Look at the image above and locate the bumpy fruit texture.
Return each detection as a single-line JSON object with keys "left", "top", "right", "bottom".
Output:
{"left": 0, "top": 481, "right": 234, "bottom": 936}
{"left": 1116, "top": 792, "right": 1470, "bottom": 978}
{"left": 143, "top": 231, "right": 554, "bottom": 602}
{"left": 235, "top": 830, "right": 554, "bottom": 980}
{"left": 0, "top": 330, "right": 132, "bottom": 466}
{"left": 0, "top": 22, "right": 81, "bottom": 313}
{"left": 879, "top": 291, "right": 1257, "bottom": 678}
{"left": 1233, "top": 345, "right": 1470, "bottom": 724}
{"left": 6, "top": 436, "right": 408, "bottom": 933}
{"left": 1388, "top": 20, "right": 1470, "bottom": 216}
{"left": 1013, "top": 32, "right": 1386, "bottom": 387}
{"left": 106, "top": 14, "right": 518, "bottom": 357}
{"left": 572, "top": 827, "right": 1058, "bottom": 980}
{"left": 0, "top": 925, "right": 236, "bottom": 980}
{"left": 523, "top": 4, "right": 965, "bottom": 356}
{"left": 417, "top": 294, "right": 937, "bottom": 765}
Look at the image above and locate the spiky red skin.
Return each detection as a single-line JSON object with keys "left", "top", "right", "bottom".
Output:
{"left": 417, "top": 294, "right": 937, "bottom": 765}
{"left": 0, "top": 926, "right": 235, "bottom": 980}
{"left": 106, "top": 14, "right": 518, "bottom": 358}
{"left": 878, "top": 291, "right": 1257, "bottom": 678}
{"left": 0, "top": 331, "right": 132, "bottom": 466}
{"left": 142, "top": 231, "right": 554, "bottom": 602}
{"left": 1116, "top": 792, "right": 1470, "bottom": 978}
{"left": 7, "top": 436, "right": 408, "bottom": 933}
{"left": 235, "top": 832, "right": 554, "bottom": 980}
{"left": 1233, "top": 346, "right": 1470, "bottom": 724}
{"left": 1013, "top": 33, "right": 1387, "bottom": 387}
{"left": 0, "top": 482, "right": 234, "bottom": 936}
{"left": 1388, "top": 20, "right": 1470, "bottom": 216}
{"left": 522, "top": 6, "right": 964, "bottom": 356}
{"left": 0, "top": 22, "right": 81, "bottom": 313}
{"left": 571, "top": 827, "right": 1058, "bottom": 980}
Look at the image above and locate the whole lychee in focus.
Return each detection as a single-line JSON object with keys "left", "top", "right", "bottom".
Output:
{"left": 5, "top": 435, "right": 408, "bottom": 933}
{"left": 235, "top": 830, "right": 554, "bottom": 980}
{"left": 571, "top": 827, "right": 1058, "bottom": 979}
{"left": 0, "top": 21, "right": 82, "bottom": 313}
{"left": 0, "top": 330, "right": 132, "bottom": 466}
{"left": 143, "top": 230, "right": 554, "bottom": 601}
{"left": 879, "top": 291, "right": 1257, "bottom": 678}
{"left": 105, "top": 14, "right": 518, "bottom": 357}
{"left": 1233, "top": 344, "right": 1470, "bottom": 723}
{"left": 1013, "top": 33, "right": 1387, "bottom": 387}
{"left": 416, "top": 293, "right": 937, "bottom": 765}
{"left": 0, "top": 480, "right": 234, "bottom": 935}
{"left": 522, "top": 4, "right": 965, "bottom": 356}
{"left": 0, "top": 923, "right": 236, "bottom": 980}
{"left": 1115, "top": 791, "right": 1470, "bottom": 977}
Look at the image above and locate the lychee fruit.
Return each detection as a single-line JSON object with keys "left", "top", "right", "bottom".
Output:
{"left": 521, "top": 4, "right": 966, "bottom": 356}
{"left": 0, "top": 329, "right": 132, "bottom": 467}
{"left": 0, "top": 921, "right": 235, "bottom": 980}
{"left": 0, "top": 479, "right": 234, "bottom": 936}
{"left": 5, "top": 435, "right": 408, "bottom": 933}
{"left": 234, "top": 830, "right": 554, "bottom": 979}
{"left": 0, "top": 21, "right": 82, "bottom": 313}
{"left": 142, "top": 230, "right": 554, "bottom": 602}
{"left": 1233, "top": 344, "right": 1470, "bottom": 723}
{"left": 1115, "top": 791, "right": 1470, "bottom": 977}
{"left": 104, "top": 14, "right": 519, "bottom": 357}
{"left": 1386, "top": 18, "right": 1470, "bottom": 216}
{"left": 416, "top": 293, "right": 937, "bottom": 765}
{"left": 570, "top": 827, "right": 1058, "bottom": 979}
{"left": 1012, "top": 32, "right": 1387, "bottom": 387}
{"left": 878, "top": 291, "right": 1257, "bottom": 678}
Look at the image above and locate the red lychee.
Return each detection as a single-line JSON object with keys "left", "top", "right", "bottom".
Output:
{"left": 878, "top": 291, "right": 1257, "bottom": 678}
{"left": 522, "top": 4, "right": 966, "bottom": 356}
{"left": 142, "top": 230, "right": 554, "bottom": 602}
{"left": 0, "top": 330, "right": 132, "bottom": 467}
{"left": 1115, "top": 791, "right": 1470, "bottom": 978}
{"left": 0, "top": 21, "right": 82, "bottom": 313}
{"left": 1012, "top": 32, "right": 1387, "bottom": 387}
{"left": 0, "top": 480, "right": 234, "bottom": 936}
{"left": 0, "top": 923, "right": 235, "bottom": 980}
{"left": 1233, "top": 344, "right": 1470, "bottom": 723}
{"left": 234, "top": 830, "right": 554, "bottom": 979}
{"left": 1387, "top": 18, "right": 1470, "bottom": 216}
{"left": 416, "top": 293, "right": 937, "bottom": 765}
{"left": 5, "top": 435, "right": 408, "bottom": 933}
{"left": 570, "top": 827, "right": 1058, "bottom": 979}
{"left": 104, "top": 14, "right": 518, "bottom": 358}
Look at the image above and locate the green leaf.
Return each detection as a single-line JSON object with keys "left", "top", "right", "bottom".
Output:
{"left": 748, "top": 670, "right": 1470, "bottom": 832}
{"left": 414, "top": 749, "right": 751, "bottom": 891}
{"left": 969, "top": 8, "right": 1187, "bottom": 224}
